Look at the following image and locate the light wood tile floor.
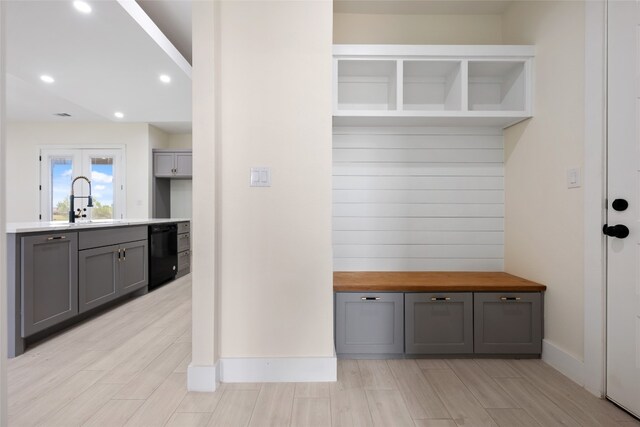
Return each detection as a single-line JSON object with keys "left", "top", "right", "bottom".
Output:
{"left": 8, "top": 276, "right": 640, "bottom": 426}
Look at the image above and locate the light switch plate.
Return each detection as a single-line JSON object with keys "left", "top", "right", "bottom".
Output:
{"left": 567, "top": 167, "right": 581, "bottom": 189}
{"left": 250, "top": 167, "right": 271, "bottom": 187}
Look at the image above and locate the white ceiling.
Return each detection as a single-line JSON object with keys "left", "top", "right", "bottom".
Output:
{"left": 5, "top": 0, "right": 192, "bottom": 134}
{"left": 137, "top": 0, "right": 192, "bottom": 64}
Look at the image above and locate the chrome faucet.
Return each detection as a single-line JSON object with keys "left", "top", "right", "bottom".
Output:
{"left": 69, "top": 176, "right": 93, "bottom": 223}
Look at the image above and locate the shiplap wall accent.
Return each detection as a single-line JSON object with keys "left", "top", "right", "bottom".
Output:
{"left": 333, "top": 127, "right": 504, "bottom": 271}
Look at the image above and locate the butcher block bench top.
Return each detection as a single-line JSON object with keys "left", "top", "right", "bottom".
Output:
{"left": 333, "top": 272, "right": 546, "bottom": 292}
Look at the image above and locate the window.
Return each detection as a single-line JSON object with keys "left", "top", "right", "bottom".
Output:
{"left": 40, "top": 148, "right": 125, "bottom": 221}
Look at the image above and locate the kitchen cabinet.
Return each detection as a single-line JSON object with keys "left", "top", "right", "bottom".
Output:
{"left": 21, "top": 232, "right": 78, "bottom": 337}
{"left": 335, "top": 292, "right": 404, "bottom": 355}
{"left": 154, "top": 150, "right": 192, "bottom": 178}
{"left": 474, "top": 292, "right": 542, "bottom": 354}
{"left": 405, "top": 292, "right": 473, "bottom": 354}
{"left": 176, "top": 221, "right": 190, "bottom": 278}
{"left": 78, "top": 228, "right": 148, "bottom": 313}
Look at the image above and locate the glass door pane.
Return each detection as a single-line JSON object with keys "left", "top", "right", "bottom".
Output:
{"left": 88, "top": 156, "right": 114, "bottom": 219}
{"left": 50, "top": 157, "right": 74, "bottom": 221}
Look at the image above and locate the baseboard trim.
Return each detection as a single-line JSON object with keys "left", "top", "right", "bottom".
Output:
{"left": 542, "top": 339, "right": 585, "bottom": 386}
{"left": 187, "top": 362, "right": 220, "bottom": 392}
{"left": 220, "top": 356, "right": 337, "bottom": 383}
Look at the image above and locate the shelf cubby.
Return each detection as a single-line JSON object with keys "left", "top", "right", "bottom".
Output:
{"left": 337, "top": 59, "right": 397, "bottom": 111}
{"left": 468, "top": 60, "right": 526, "bottom": 112}
{"left": 403, "top": 60, "right": 462, "bottom": 111}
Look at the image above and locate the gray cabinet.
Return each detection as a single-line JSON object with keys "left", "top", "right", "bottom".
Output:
{"left": 335, "top": 292, "right": 404, "bottom": 355}
{"left": 474, "top": 292, "right": 542, "bottom": 354}
{"left": 119, "top": 240, "right": 148, "bottom": 293}
{"left": 154, "top": 151, "right": 192, "bottom": 178}
{"left": 79, "top": 227, "right": 148, "bottom": 313}
{"left": 405, "top": 292, "right": 473, "bottom": 354}
{"left": 78, "top": 245, "right": 118, "bottom": 313}
{"left": 21, "top": 232, "right": 78, "bottom": 337}
{"left": 176, "top": 221, "right": 190, "bottom": 278}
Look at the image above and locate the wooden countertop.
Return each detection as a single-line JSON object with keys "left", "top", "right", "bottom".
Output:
{"left": 334, "top": 272, "right": 546, "bottom": 292}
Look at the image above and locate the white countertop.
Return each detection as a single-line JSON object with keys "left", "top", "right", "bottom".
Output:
{"left": 6, "top": 218, "right": 190, "bottom": 233}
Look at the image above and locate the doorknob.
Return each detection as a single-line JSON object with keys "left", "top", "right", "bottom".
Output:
{"left": 603, "top": 224, "right": 630, "bottom": 239}
{"left": 612, "top": 199, "right": 629, "bottom": 211}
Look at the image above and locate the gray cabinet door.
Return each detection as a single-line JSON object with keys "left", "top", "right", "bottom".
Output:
{"left": 175, "top": 153, "right": 193, "bottom": 177}
{"left": 474, "top": 292, "right": 542, "bottom": 354}
{"left": 78, "top": 245, "right": 119, "bottom": 313}
{"left": 21, "top": 233, "right": 78, "bottom": 336}
{"left": 405, "top": 292, "right": 473, "bottom": 354}
{"left": 119, "top": 240, "right": 148, "bottom": 294}
{"left": 154, "top": 152, "right": 175, "bottom": 177}
{"left": 335, "top": 292, "right": 404, "bottom": 354}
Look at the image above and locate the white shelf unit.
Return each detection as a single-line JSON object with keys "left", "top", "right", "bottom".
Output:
{"left": 333, "top": 45, "right": 534, "bottom": 128}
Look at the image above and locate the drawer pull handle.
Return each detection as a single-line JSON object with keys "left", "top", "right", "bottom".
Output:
{"left": 123, "top": 248, "right": 126, "bottom": 261}
{"left": 47, "top": 236, "right": 66, "bottom": 241}
{"left": 431, "top": 297, "right": 451, "bottom": 301}
{"left": 361, "top": 297, "right": 380, "bottom": 301}
{"left": 500, "top": 297, "right": 521, "bottom": 301}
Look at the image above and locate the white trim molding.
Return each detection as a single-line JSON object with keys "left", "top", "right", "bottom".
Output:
{"left": 187, "top": 363, "right": 220, "bottom": 392}
{"left": 542, "top": 339, "right": 585, "bottom": 387}
{"left": 220, "top": 356, "right": 337, "bottom": 383}
{"left": 583, "top": 0, "right": 607, "bottom": 398}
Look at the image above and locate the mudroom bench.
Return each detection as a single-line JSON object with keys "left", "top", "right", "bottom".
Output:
{"left": 334, "top": 272, "right": 546, "bottom": 358}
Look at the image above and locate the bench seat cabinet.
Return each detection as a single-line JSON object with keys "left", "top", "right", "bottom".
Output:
{"left": 335, "top": 292, "right": 404, "bottom": 355}
{"left": 78, "top": 227, "right": 148, "bottom": 313}
{"left": 405, "top": 292, "right": 473, "bottom": 354}
{"left": 21, "top": 232, "right": 79, "bottom": 337}
{"left": 474, "top": 292, "right": 542, "bottom": 354}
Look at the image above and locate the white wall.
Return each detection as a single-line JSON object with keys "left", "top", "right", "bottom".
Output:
{"left": 217, "top": 0, "right": 333, "bottom": 359}
{"left": 6, "top": 122, "right": 152, "bottom": 222}
{"left": 502, "top": 1, "right": 586, "bottom": 362}
{"left": 334, "top": 13, "right": 502, "bottom": 44}
{"left": 333, "top": 127, "right": 504, "bottom": 271}
{"left": 168, "top": 133, "right": 192, "bottom": 149}
{"left": 170, "top": 180, "right": 192, "bottom": 218}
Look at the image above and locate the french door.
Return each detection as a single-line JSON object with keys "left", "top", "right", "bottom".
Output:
{"left": 606, "top": 0, "right": 640, "bottom": 417}
{"left": 39, "top": 148, "right": 125, "bottom": 221}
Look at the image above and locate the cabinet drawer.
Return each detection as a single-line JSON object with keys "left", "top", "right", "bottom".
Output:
{"left": 335, "top": 292, "right": 404, "bottom": 354}
{"left": 405, "top": 292, "right": 473, "bottom": 354}
{"left": 79, "top": 226, "right": 147, "bottom": 250}
{"left": 178, "top": 250, "right": 191, "bottom": 272}
{"left": 178, "top": 222, "right": 190, "bottom": 234}
{"left": 474, "top": 292, "right": 542, "bottom": 354}
{"left": 178, "top": 233, "right": 190, "bottom": 253}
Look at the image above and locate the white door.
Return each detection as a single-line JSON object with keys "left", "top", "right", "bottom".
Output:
{"left": 607, "top": 0, "right": 640, "bottom": 417}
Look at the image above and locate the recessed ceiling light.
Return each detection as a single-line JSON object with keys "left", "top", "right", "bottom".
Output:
{"left": 114, "top": 112, "right": 124, "bottom": 119}
{"left": 159, "top": 74, "right": 171, "bottom": 84}
{"left": 73, "top": 1, "right": 92, "bottom": 14}
{"left": 40, "top": 75, "right": 55, "bottom": 84}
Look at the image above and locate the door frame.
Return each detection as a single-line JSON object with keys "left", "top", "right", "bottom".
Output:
{"left": 583, "top": 0, "right": 608, "bottom": 397}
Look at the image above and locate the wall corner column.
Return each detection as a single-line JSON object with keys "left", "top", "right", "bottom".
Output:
{"left": 0, "top": 0, "right": 8, "bottom": 423}
{"left": 189, "top": 0, "right": 219, "bottom": 392}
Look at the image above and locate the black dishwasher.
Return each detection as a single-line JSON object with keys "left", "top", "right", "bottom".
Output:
{"left": 148, "top": 223, "right": 178, "bottom": 288}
